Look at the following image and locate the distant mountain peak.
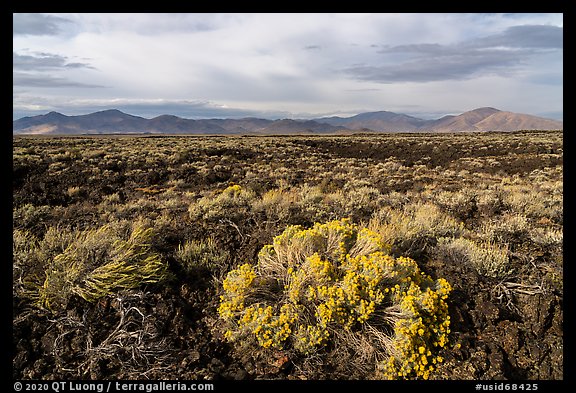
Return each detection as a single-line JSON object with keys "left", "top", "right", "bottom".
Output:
{"left": 44, "top": 111, "right": 66, "bottom": 118}
{"left": 467, "top": 107, "right": 501, "bottom": 115}
{"left": 83, "top": 109, "right": 144, "bottom": 118}
{"left": 13, "top": 107, "right": 562, "bottom": 135}
{"left": 95, "top": 108, "right": 124, "bottom": 114}
{"left": 473, "top": 106, "right": 500, "bottom": 111}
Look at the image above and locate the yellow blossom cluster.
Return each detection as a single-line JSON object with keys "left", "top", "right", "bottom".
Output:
{"left": 222, "top": 184, "right": 243, "bottom": 196}
{"left": 218, "top": 219, "right": 452, "bottom": 378}
{"left": 235, "top": 304, "right": 298, "bottom": 348}
{"left": 217, "top": 263, "right": 256, "bottom": 320}
{"left": 380, "top": 278, "right": 452, "bottom": 380}
{"left": 294, "top": 324, "right": 330, "bottom": 354}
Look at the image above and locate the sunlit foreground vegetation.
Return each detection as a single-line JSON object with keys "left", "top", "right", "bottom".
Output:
{"left": 13, "top": 131, "right": 562, "bottom": 379}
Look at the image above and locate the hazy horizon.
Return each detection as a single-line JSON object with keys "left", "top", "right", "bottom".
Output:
{"left": 12, "top": 106, "right": 564, "bottom": 123}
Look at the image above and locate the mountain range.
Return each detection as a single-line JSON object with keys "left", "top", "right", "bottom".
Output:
{"left": 13, "top": 107, "right": 563, "bottom": 135}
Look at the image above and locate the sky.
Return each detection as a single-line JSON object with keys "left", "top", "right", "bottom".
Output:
{"left": 13, "top": 13, "right": 563, "bottom": 121}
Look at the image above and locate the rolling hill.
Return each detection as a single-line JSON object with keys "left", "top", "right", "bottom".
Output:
{"left": 13, "top": 107, "right": 562, "bottom": 134}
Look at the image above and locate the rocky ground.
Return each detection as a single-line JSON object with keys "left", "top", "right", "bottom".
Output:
{"left": 13, "top": 131, "right": 563, "bottom": 381}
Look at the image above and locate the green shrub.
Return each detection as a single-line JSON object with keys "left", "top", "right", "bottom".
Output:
{"left": 435, "top": 237, "right": 511, "bottom": 279}
{"left": 26, "top": 223, "right": 167, "bottom": 311}
{"left": 480, "top": 213, "right": 529, "bottom": 243}
{"left": 218, "top": 219, "right": 452, "bottom": 379}
{"left": 189, "top": 184, "right": 255, "bottom": 223}
{"left": 175, "top": 237, "right": 229, "bottom": 274}
{"left": 529, "top": 227, "right": 563, "bottom": 249}
{"left": 251, "top": 188, "right": 299, "bottom": 223}
{"left": 13, "top": 203, "right": 53, "bottom": 230}
{"left": 13, "top": 229, "right": 39, "bottom": 294}
{"left": 370, "top": 202, "right": 464, "bottom": 256}
{"left": 73, "top": 226, "right": 168, "bottom": 303}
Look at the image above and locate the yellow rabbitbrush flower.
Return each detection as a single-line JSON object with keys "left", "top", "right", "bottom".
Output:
{"left": 221, "top": 263, "right": 256, "bottom": 294}
{"left": 223, "top": 184, "right": 243, "bottom": 196}
{"left": 217, "top": 263, "right": 256, "bottom": 320}
{"left": 220, "top": 302, "right": 299, "bottom": 349}
{"left": 294, "top": 324, "right": 330, "bottom": 354}
{"left": 380, "top": 277, "right": 452, "bottom": 380}
{"left": 217, "top": 219, "right": 452, "bottom": 379}
{"left": 307, "top": 253, "right": 336, "bottom": 281}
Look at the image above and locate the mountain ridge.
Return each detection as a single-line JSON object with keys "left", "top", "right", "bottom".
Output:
{"left": 13, "top": 107, "right": 563, "bottom": 135}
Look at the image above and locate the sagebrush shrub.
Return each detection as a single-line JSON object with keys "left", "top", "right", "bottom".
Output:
{"left": 13, "top": 203, "right": 53, "bottom": 231}
{"left": 189, "top": 184, "right": 255, "bottom": 223}
{"left": 175, "top": 237, "right": 229, "bottom": 274}
{"left": 435, "top": 237, "right": 511, "bottom": 279}
{"left": 218, "top": 219, "right": 452, "bottom": 379}
{"left": 370, "top": 202, "right": 464, "bottom": 256}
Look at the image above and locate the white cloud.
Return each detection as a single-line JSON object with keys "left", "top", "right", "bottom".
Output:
{"left": 13, "top": 13, "right": 563, "bottom": 121}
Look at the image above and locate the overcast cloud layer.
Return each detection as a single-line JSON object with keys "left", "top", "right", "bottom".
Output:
{"left": 13, "top": 13, "right": 563, "bottom": 120}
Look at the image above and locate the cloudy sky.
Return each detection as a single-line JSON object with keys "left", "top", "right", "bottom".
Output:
{"left": 13, "top": 13, "right": 563, "bottom": 120}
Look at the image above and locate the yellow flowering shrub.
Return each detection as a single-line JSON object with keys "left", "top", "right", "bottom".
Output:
{"left": 217, "top": 263, "right": 256, "bottom": 320}
{"left": 378, "top": 277, "right": 452, "bottom": 379}
{"left": 189, "top": 184, "right": 255, "bottom": 223}
{"left": 218, "top": 219, "right": 452, "bottom": 379}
